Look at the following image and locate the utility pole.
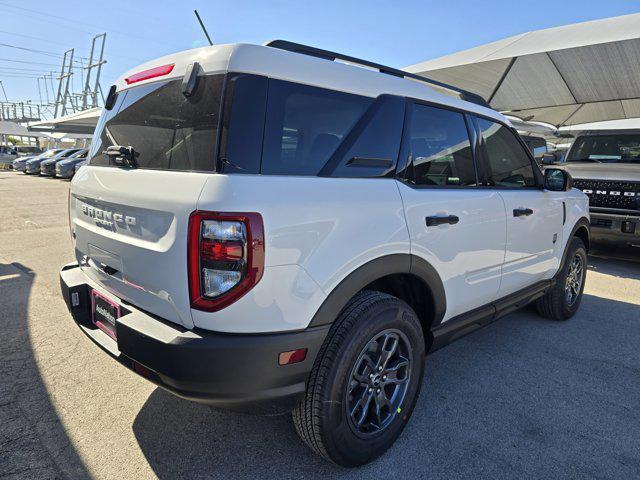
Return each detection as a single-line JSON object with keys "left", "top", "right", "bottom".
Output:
{"left": 0, "top": 81, "right": 7, "bottom": 102}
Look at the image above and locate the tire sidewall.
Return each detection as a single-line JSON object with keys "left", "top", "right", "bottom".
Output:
{"left": 319, "top": 297, "right": 425, "bottom": 466}
{"left": 559, "top": 238, "right": 587, "bottom": 317}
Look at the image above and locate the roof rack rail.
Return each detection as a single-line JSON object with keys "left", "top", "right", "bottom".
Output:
{"left": 264, "top": 40, "right": 490, "bottom": 108}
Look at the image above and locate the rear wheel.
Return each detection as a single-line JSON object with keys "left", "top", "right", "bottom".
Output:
{"left": 292, "top": 291, "right": 425, "bottom": 467}
{"left": 536, "top": 237, "right": 587, "bottom": 321}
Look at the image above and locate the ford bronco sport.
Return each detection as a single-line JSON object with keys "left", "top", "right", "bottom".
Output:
{"left": 548, "top": 130, "right": 639, "bottom": 248}
{"left": 60, "top": 41, "right": 590, "bottom": 466}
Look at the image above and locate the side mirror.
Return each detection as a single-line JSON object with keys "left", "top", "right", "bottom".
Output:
{"left": 541, "top": 153, "right": 558, "bottom": 165}
{"left": 544, "top": 168, "right": 573, "bottom": 192}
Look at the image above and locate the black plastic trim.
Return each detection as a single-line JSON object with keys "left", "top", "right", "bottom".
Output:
{"left": 60, "top": 263, "right": 330, "bottom": 412}
{"left": 265, "top": 40, "right": 490, "bottom": 107}
{"left": 308, "top": 254, "right": 446, "bottom": 329}
{"left": 430, "top": 280, "right": 552, "bottom": 351}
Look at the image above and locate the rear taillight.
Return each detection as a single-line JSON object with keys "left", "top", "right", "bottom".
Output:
{"left": 187, "top": 211, "right": 264, "bottom": 312}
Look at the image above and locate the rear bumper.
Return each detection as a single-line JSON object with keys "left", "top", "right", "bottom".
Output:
{"left": 59, "top": 262, "right": 329, "bottom": 412}
{"left": 590, "top": 211, "right": 640, "bottom": 247}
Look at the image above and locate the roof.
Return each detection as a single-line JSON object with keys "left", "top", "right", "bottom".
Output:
{"left": 28, "top": 107, "right": 101, "bottom": 135}
{"left": 0, "top": 121, "right": 48, "bottom": 137}
{"left": 113, "top": 42, "right": 505, "bottom": 123}
{"left": 405, "top": 14, "right": 640, "bottom": 127}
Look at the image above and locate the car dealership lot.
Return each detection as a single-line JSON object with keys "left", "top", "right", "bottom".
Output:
{"left": 1, "top": 171, "right": 639, "bottom": 480}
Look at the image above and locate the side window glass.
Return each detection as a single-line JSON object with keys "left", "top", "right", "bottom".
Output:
{"left": 477, "top": 118, "right": 537, "bottom": 187}
{"left": 325, "top": 95, "right": 404, "bottom": 178}
{"left": 407, "top": 104, "right": 476, "bottom": 186}
{"left": 261, "top": 80, "right": 373, "bottom": 176}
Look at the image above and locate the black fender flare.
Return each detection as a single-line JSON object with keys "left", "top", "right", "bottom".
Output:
{"left": 560, "top": 216, "right": 590, "bottom": 272}
{"left": 307, "top": 254, "right": 446, "bottom": 328}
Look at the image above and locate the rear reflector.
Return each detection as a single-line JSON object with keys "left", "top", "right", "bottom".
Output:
{"left": 278, "top": 349, "right": 308, "bottom": 366}
{"left": 125, "top": 63, "right": 175, "bottom": 85}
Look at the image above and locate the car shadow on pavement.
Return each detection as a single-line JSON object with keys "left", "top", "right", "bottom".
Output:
{"left": 133, "top": 292, "right": 640, "bottom": 480}
{"left": 0, "top": 262, "right": 91, "bottom": 480}
{"left": 588, "top": 252, "right": 640, "bottom": 281}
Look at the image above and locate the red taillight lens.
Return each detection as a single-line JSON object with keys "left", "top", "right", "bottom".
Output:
{"left": 125, "top": 63, "right": 175, "bottom": 85}
{"left": 187, "top": 211, "right": 264, "bottom": 312}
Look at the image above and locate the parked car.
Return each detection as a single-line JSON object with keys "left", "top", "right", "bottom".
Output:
{"left": 0, "top": 145, "right": 17, "bottom": 167}
{"left": 55, "top": 149, "right": 88, "bottom": 178}
{"left": 74, "top": 159, "right": 88, "bottom": 174}
{"left": 12, "top": 155, "right": 38, "bottom": 171}
{"left": 23, "top": 149, "right": 66, "bottom": 174}
{"left": 59, "top": 41, "right": 590, "bottom": 467}
{"left": 546, "top": 129, "right": 640, "bottom": 248}
{"left": 38, "top": 148, "right": 83, "bottom": 176}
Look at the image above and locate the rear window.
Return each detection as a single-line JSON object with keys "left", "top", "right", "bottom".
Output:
{"left": 89, "top": 75, "right": 224, "bottom": 171}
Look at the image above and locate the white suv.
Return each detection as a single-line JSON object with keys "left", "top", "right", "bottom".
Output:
{"left": 60, "top": 41, "right": 590, "bottom": 466}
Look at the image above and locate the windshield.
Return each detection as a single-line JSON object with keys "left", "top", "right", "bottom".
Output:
{"left": 88, "top": 74, "right": 224, "bottom": 171}
{"left": 566, "top": 134, "right": 640, "bottom": 163}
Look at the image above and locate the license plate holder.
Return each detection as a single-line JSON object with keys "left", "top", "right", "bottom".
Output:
{"left": 91, "top": 290, "right": 120, "bottom": 340}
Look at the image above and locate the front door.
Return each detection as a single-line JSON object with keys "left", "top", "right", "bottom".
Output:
{"left": 397, "top": 102, "right": 507, "bottom": 322}
{"left": 475, "top": 117, "right": 564, "bottom": 297}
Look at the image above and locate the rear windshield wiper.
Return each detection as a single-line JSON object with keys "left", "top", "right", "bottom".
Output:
{"left": 104, "top": 145, "right": 140, "bottom": 168}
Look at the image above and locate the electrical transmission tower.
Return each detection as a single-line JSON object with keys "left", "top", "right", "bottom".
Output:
{"left": 53, "top": 48, "right": 75, "bottom": 117}
{"left": 80, "top": 33, "right": 107, "bottom": 110}
{"left": 52, "top": 33, "right": 107, "bottom": 118}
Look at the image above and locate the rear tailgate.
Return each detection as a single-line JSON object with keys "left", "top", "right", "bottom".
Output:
{"left": 71, "top": 166, "right": 209, "bottom": 328}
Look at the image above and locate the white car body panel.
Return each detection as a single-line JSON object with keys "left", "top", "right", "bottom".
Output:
{"left": 497, "top": 190, "right": 565, "bottom": 297}
{"left": 397, "top": 184, "right": 506, "bottom": 321}
{"left": 192, "top": 175, "right": 410, "bottom": 333}
{"left": 71, "top": 166, "right": 210, "bottom": 328}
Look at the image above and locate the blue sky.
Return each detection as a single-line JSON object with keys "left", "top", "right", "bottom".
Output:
{"left": 0, "top": 0, "right": 638, "bottom": 115}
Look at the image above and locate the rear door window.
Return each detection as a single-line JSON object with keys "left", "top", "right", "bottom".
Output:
{"left": 261, "top": 80, "right": 373, "bottom": 175}
{"left": 89, "top": 75, "right": 224, "bottom": 171}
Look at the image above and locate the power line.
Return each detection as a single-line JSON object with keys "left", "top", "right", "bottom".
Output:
{"left": 0, "top": 57, "right": 81, "bottom": 68}
{"left": 0, "top": 42, "right": 66, "bottom": 58}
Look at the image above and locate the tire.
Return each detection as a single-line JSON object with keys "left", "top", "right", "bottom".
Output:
{"left": 536, "top": 237, "right": 587, "bottom": 321}
{"left": 292, "top": 291, "right": 425, "bottom": 467}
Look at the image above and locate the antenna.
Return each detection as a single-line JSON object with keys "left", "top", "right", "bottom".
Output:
{"left": 194, "top": 10, "right": 213, "bottom": 46}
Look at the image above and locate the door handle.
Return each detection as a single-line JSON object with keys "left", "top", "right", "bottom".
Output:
{"left": 426, "top": 215, "right": 459, "bottom": 227}
{"left": 513, "top": 207, "right": 534, "bottom": 217}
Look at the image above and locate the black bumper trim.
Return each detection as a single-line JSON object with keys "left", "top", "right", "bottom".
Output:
{"left": 60, "top": 262, "right": 330, "bottom": 411}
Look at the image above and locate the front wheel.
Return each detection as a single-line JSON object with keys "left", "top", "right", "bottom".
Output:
{"left": 292, "top": 291, "right": 425, "bottom": 467}
{"left": 536, "top": 237, "right": 587, "bottom": 321}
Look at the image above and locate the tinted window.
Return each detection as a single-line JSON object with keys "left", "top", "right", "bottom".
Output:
{"left": 324, "top": 95, "right": 404, "bottom": 178}
{"left": 406, "top": 104, "right": 476, "bottom": 186}
{"left": 218, "top": 74, "right": 267, "bottom": 174}
{"left": 477, "top": 118, "right": 537, "bottom": 187}
{"left": 89, "top": 75, "right": 224, "bottom": 171}
{"left": 566, "top": 134, "right": 640, "bottom": 164}
{"left": 261, "top": 80, "right": 372, "bottom": 175}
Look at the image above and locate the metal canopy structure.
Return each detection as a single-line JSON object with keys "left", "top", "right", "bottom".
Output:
{"left": 28, "top": 107, "right": 101, "bottom": 135}
{"left": 405, "top": 14, "right": 640, "bottom": 127}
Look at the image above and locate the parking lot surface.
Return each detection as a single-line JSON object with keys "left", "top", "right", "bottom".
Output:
{"left": 1, "top": 171, "right": 639, "bottom": 480}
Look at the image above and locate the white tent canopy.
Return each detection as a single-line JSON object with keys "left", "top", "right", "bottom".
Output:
{"left": 28, "top": 107, "right": 101, "bottom": 135}
{"left": 406, "top": 14, "right": 640, "bottom": 127}
{"left": 0, "top": 120, "right": 48, "bottom": 138}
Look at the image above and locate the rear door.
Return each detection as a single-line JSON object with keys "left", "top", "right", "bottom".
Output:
{"left": 397, "top": 102, "right": 506, "bottom": 321}
{"left": 71, "top": 74, "right": 226, "bottom": 328}
{"left": 475, "top": 117, "right": 564, "bottom": 297}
